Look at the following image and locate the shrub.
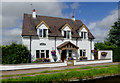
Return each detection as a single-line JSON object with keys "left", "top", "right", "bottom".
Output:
{"left": 2, "top": 43, "right": 31, "bottom": 64}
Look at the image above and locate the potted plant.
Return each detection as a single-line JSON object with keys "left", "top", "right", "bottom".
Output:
{"left": 80, "top": 56, "right": 83, "bottom": 61}
{"left": 83, "top": 56, "right": 87, "bottom": 61}
{"left": 101, "top": 52, "right": 107, "bottom": 57}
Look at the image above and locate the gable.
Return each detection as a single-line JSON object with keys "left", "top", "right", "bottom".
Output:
{"left": 61, "top": 24, "right": 72, "bottom": 31}
{"left": 79, "top": 24, "right": 89, "bottom": 32}
{"left": 36, "top": 21, "right": 50, "bottom": 29}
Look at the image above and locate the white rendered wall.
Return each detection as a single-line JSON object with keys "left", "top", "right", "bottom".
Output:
{"left": 74, "top": 59, "right": 112, "bottom": 66}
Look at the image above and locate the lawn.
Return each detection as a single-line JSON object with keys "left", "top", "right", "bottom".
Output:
{"left": 1, "top": 65, "right": 119, "bottom": 82}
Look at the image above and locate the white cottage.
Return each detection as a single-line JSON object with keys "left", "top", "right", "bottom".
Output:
{"left": 22, "top": 9, "right": 95, "bottom": 62}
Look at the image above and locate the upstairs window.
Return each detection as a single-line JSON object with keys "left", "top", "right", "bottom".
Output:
{"left": 39, "top": 29, "right": 48, "bottom": 38}
{"left": 81, "top": 32, "right": 87, "bottom": 39}
{"left": 64, "top": 31, "right": 71, "bottom": 39}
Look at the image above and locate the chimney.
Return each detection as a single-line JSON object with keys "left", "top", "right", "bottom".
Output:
{"left": 72, "top": 16, "right": 75, "bottom": 21}
{"left": 32, "top": 9, "right": 36, "bottom": 18}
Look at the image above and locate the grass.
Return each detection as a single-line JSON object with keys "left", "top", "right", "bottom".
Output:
{"left": 1, "top": 66, "right": 119, "bottom": 82}
{"left": 1, "top": 65, "right": 118, "bottom": 78}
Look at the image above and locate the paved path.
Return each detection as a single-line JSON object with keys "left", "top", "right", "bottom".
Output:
{"left": 1, "top": 62, "right": 118, "bottom": 76}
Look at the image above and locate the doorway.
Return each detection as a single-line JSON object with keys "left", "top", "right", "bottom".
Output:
{"left": 61, "top": 50, "right": 67, "bottom": 62}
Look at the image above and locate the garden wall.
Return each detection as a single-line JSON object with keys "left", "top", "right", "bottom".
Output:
{"left": 74, "top": 59, "right": 112, "bottom": 65}
{"left": 0, "top": 61, "right": 67, "bottom": 71}
{"left": 98, "top": 50, "right": 112, "bottom": 60}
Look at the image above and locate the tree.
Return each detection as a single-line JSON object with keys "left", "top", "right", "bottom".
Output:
{"left": 107, "top": 19, "right": 120, "bottom": 47}
{"left": 2, "top": 43, "right": 31, "bottom": 64}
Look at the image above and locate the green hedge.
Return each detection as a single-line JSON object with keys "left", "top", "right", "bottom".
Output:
{"left": 2, "top": 43, "right": 31, "bottom": 64}
{"left": 113, "top": 47, "right": 120, "bottom": 62}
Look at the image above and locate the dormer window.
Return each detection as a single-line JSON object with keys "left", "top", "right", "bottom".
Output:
{"left": 64, "top": 31, "right": 71, "bottom": 39}
{"left": 39, "top": 29, "right": 48, "bottom": 38}
{"left": 81, "top": 32, "right": 87, "bottom": 39}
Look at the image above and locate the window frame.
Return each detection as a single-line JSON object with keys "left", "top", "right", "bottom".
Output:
{"left": 81, "top": 32, "right": 87, "bottom": 39}
{"left": 80, "top": 49, "right": 86, "bottom": 57}
{"left": 63, "top": 30, "right": 71, "bottom": 39}
{"left": 39, "top": 29, "right": 48, "bottom": 38}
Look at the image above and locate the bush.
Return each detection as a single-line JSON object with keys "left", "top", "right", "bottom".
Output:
{"left": 2, "top": 43, "right": 31, "bottom": 64}
{"left": 113, "top": 47, "right": 120, "bottom": 62}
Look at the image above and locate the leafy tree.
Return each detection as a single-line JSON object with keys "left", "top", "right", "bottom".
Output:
{"left": 2, "top": 43, "right": 31, "bottom": 64}
{"left": 107, "top": 19, "right": 120, "bottom": 47}
{"left": 95, "top": 41, "right": 115, "bottom": 50}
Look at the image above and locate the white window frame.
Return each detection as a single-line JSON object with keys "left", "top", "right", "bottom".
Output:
{"left": 80, "top": 49, "right": 86, "bottom": 56}
{"left": 81, "top": 32, "right": 87, "bottom": 39}
{"left": 39, "top": 29, "right": 48, "bottom": 38}
{"left": 38, "top": 50, "right": 49, "bottom": 58}
{"left": 63, "top": 30, "right": 71, "bottom": 39}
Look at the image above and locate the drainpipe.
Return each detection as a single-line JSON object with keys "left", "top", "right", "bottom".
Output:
{"left": 55, "top": 37, "right": 56, "bottom": 52}
{"left": 76, "top": 37, "right": 78, "bottom": 46}
{"left": 30, "top": 36, "right": 32, "bottom": 62}
{"left": 76, "top": 37, "right": 78, "bottom": 60}
{"left": 90, "top": 39, "right": 92, "bottom": 60}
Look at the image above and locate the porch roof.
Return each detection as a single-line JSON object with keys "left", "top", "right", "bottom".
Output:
{"left": 57, "top": 41, "right": 79, "bottom": 50}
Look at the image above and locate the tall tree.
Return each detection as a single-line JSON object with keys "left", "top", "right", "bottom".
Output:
{"left": 107, "top": 19, "right": 120, "bottom": 47}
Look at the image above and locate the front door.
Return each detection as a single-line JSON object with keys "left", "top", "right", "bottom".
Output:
{"left": 61, "top": 50, "right": 66, "bottom": 62}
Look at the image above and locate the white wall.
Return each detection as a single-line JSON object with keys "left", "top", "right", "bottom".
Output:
{"left": 74, "top": 59, "right": 112, "bottom": 65}
{"left": 98, "top": 50, "right": 113, "bottom": 61}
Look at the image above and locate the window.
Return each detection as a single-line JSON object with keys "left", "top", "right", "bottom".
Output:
{"left": 80, "top": 49, "right": 86, "bottom": 56}
{"left": 46, "top": 50, "right": 49, "bottom": 58}
{"left": 80, "top": 50, "right": 82, "bottom": 56}
{"left": 40, "top": 50, "right": 45, "bottom": 58}
{"left": 36, "top": 50, "right": 39, "bottom": 58}
{"left": 39, "top": 29, "right": 42, "bottom": 37}
{"left": 81, "top": 32, "right": 87, "bottom": 39}
{"left": 81, "top": 32, "right": 83, "bottom": 38}
{"left": 68, "top": 50, "right": 72, "bottom": 57}
{"left": 36, "top": 50, "right": 49, "bottom": 58}
{"left": 39, "top": 29, "right": 47, "bottom": 37}
{"left": 43, "top": 29, "right": 47, "bottom": 37}
{"left": 64, "top": 31, "right": 66, "bottom": 38}
{"left": 64, "top": 31, "right": 70, "bottom": 39}
{"left": 84, "top": 32, "right": 87, "bottom": 39}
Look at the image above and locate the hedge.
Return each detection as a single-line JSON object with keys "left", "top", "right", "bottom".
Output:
{"left": 2, "top": 43, "right": 31, "bottom": 64}
{"left": 113, "top": 47, "right": 120, "bottom": 62}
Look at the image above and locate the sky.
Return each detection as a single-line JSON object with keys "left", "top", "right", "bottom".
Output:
{"left": 0, "top": 1, "right": 119, "bottom": 45}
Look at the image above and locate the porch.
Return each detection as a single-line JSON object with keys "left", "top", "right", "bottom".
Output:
{"left": 57, "top": 41, "right": 79, "bottom": 62}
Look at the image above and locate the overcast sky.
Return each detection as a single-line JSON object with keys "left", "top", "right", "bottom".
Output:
{"left": 0, "top": 1, "right": 119, "bottom": 45}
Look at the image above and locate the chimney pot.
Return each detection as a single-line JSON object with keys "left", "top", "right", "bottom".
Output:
{"left": 32, "top": 9, "right": 36, "bottom": 18}
{"left": 72, "top": 16, "right": 75, "bottom": 21}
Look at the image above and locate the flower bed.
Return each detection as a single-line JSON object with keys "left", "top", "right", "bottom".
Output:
{"left": 80, "top": 56, "right": 87, "bottom": 61}
{"left": 101, "top": 52, "right": 107, "bottom": 57}
{"left": 68, "top": 57, "right": 73, "bottom": 60}
{"left": 33, "top": 58, "right": 50, "bottom": 63}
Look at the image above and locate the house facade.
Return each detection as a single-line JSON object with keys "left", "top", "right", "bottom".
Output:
{"left": 22, "top": 9, "right": 95, "bottom": 62}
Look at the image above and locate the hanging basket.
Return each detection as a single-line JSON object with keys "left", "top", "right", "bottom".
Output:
{"left": 101, "top": 52, "right": 107, "bottom": 57}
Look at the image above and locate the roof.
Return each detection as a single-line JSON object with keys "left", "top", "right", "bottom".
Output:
{"left": 22, "top": 14, "right": 95, "bottom": 39}
{"left": 57, "top": 41, "right": 79, "bottom": 49}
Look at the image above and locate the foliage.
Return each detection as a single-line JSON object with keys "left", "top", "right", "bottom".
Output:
{"left": 33, "top": 58, "right": 50, "bottom": 63}
{"left": 51, "top": 50, "right": 56, "bottom": 56}
{"left": 2, "top": 43, "right": 30, "bottom": 64}
{"left": 106, "top": 19, "right": 120, "bottom": 47}
{"left": 95, "top": 41, "right": 115, "bottom": 50}
{"left": 113, "top": 47, "right": 120, "bottom": 62}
